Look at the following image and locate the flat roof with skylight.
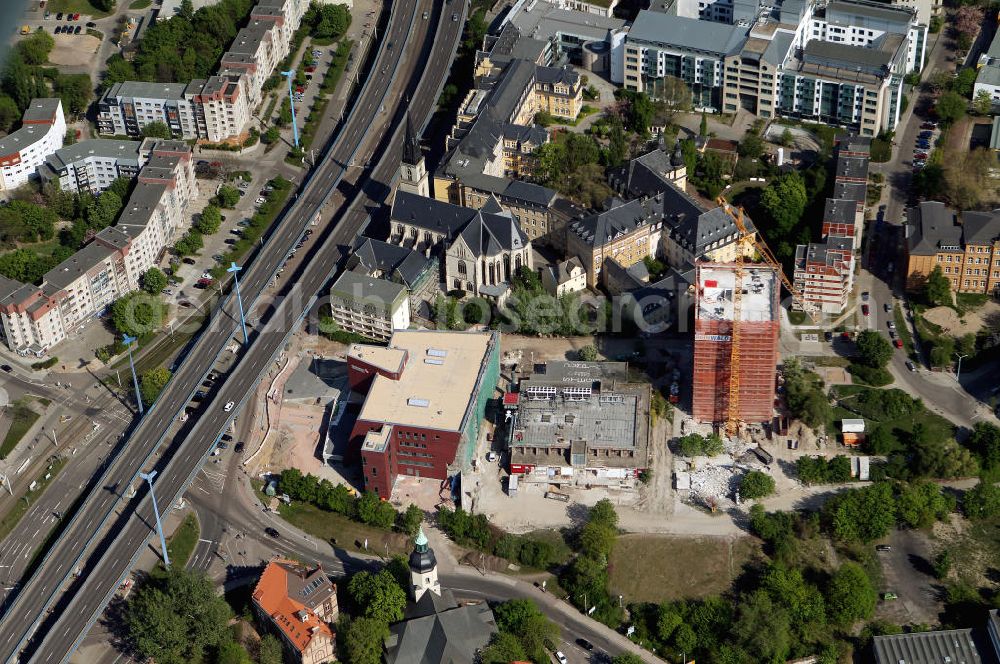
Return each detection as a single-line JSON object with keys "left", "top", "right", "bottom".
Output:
{"left": 356, "top": 330, "right": 497, "bottom": 432}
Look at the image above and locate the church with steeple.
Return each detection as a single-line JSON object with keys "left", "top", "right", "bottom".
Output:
{"left": 397, "top": 112, "right": 429, "bottom": 199}
{"left": 383, "top": 526, "right": 497, "bottom": 664}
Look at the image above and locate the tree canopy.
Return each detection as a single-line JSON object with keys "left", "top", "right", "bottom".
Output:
{"left": 125, "top": 568, "right": 232, "bottom": 664}
{"left": 856, "top": 330, "right": 893, "bottom": 369}
{"left": 925, "top": 265, "right": 951, "bottom": 306}
{"left": 141, "top": 121, "right": 173, "bottom": 139}
{"left": 343, "top": 616, "right": 390, "bottom": 664}
{"left": 760, "top": 172, "right": 808, "bottom": 238}
{"left": 347, "top": 569, "right": 406, "bottom": 624}
{"left": 142, "top": 267, "right": 168, "bottom": 295}
{"left": 110, "top": 292, "right": 165, "bottom": 338}
{"left": 140, "top": 366, "right": 172, "bottom": 407}
{"left": 739, "top": 470, "right": 776, "bottom": 500}
{"left": 935, "top": 91, "right": 966, "bottom": 124}
{"left": 825, "top": 562, "right": 877, "bottom": 625}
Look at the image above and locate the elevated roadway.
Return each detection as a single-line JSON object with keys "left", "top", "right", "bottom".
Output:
{"left": 0, "top": 0, "right": 465, "bottom": 661}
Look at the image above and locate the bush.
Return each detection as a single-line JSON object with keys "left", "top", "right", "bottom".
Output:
{"left": 847, "top": 363, "right": 893, "bottom": 387}
{"left": 31, "top": 357, "right": 58, "bottom": 370}
{"left": 739, "top": 471, "right": 776, "bottom": 500}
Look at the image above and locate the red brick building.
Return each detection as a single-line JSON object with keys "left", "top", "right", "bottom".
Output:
{"left": 347, "top": 330, "right": 501, "bottom": 497}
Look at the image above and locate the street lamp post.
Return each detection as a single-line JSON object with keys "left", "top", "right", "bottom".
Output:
{"left": 227, "top": 262, "right": 249, "bottom": 345}
{"left": 123, "top": 334, "right": 143, "bottom": 415}
{"left": 139, "top": 470, "right": 170, "bottom": 569}
{"left": 956, "top": 353, "right": 970, "bottom": 383}
{"left": 281, "top": 70, "right": 300, "bottom": 148}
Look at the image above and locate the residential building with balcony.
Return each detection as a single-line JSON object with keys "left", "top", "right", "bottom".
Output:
{"left": 40, "top": 139, "right": 143, "bottom": 194}
{"left": 328, "top": 270, "right": 411, "bottom": 342}
{"left": 0, "top": 98, "right": 66, "bottom": 192}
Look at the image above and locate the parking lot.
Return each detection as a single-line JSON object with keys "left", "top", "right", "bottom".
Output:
{"left": 910, "top": 121, "right": 939, "bottom": 172}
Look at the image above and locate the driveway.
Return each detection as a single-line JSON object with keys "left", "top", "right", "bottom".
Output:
{"left": 876, "top": 529, "right": 943, "bottom": 626}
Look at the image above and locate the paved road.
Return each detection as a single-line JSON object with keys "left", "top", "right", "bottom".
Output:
{"left": 0, "top": 1, "right": 464, "bottom": 661}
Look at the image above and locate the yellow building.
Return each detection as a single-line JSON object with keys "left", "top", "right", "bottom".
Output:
{"left": 906, "top": 201, "right": 1000, "bottom": 295}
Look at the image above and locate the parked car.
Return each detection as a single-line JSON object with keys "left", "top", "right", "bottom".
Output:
{"left": 197, "top": 277, "right": 214, "bottom": 286}
{"left": 884, "top": 303, "right": 891, "bottom": 313}
{"left": 576, "top": 639, "right": 595, "bottom": 651}
{"left": 861, "top": 291, "right": 870, "bottom": 301}
{"left": 861, "top": 304, "right": 870, "bottom": 316}
{"left": 224, "top": 401, "right": 235, "bottom": 412}
{"left": 824, "top": 331, "right": 833, "bottom": 342}
{"left": 887, "top": 321, "right": 896, "bottom": 331}
{"left": 56, "top": 12, "right": 63, "bottom": 19}
{"left": 882, "top": 592, "right": 898, "bottom": 601}
{"left": 894, "top": 338, "right": 903, "bottom": 348}
{"left": 182, "top": 257, "right": 196, "bottom": 264}
{"left": 86, "top": 21, "right": 96, "bottom": 27}
{"left": 452, "top": 12, "right": 458, "bottom": 20}
{"left": 905, "top": 360, "right": 916, "bottom": 372}
{"left": 234, "top": 441, "right": 245, "bottom": 454}
{"left": 422, "top": 10, "right": 429, "bottom": 18}
{"left": 264, "top": 527, "right": 280, "bottom": 538}
{"left": 555, "top": 653, "right": 568, "bottom": 664}
{"left": 1, "top": 365, "right": 12, "bottom": 373}
{"left": 74, "top": 25, "right": 81, "bottom": 34}
{"left": 876, "top": 545, "right": 892, "bottom": 552}
{"left": 218, "top": 441, "right": 228, "bottom": 450}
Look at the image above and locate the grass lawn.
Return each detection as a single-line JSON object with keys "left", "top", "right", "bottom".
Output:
{"left": 830, "top": 384, "right": 955, "bottom": 441}
{"left": 807, "top": 356, "right": 850, "bottom": 368}
{"left": 948, "top": 515, "right": 1000, "bottom": 590}
{"left": 955, "top": 292, "right": 990, "bottom": 315}
{"left": 608, "top": 534, "right": 761, "bottom": 603}
{"left": 0, "top": 457, "right": 66, "bottom": 542}
{"left": 129, "top": 0, "right": 152, "bottom": 7}
{"left": 276, "top": 500, "right": 411, "bottom": 557}
{"left": 0, "top": 399, "right": 41, "bottom": 460}
{"left": 167, "top": 513, "right": 200, "bottom": 568}
{"left": 46, "top": 0, "right": 114, "bottom": 17}
{"left": 522, "top": 528, "right": 573, "bottom": 567}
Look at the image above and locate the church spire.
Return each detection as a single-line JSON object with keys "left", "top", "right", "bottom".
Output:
{"left": 403, "top": 111, "right": 422, "bottom": 167}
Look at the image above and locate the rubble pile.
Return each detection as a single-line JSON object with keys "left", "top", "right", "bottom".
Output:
{"left": 687, "top": 464, "right": 740, "bottom": 509}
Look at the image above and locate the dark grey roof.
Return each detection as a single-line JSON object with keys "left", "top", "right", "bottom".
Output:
{"left": 403, "top": 111, "right": 422, "bottom": 167}
{"left": 627, "top": 10, "right": 748, "bottom": 56}
{"left": 609, "top": 147, "right": 683, "bottom": 199}
{"left": 762, "top": 31, "right": 795, "bottom": 66}
{"left": 833, "top": 180, "right": 867, "bottom": 203}
{"left": 43, "top": 242, "right": 115, "bottom": 290}
{"left": 45, "top": 139, "right": 143, "bottom": 173}
{"left": 907, "top": 201, "right": 962, "bottom": 256}
{"left": 826, "top": 0, "right": 914, "bottom": 29}
{"left": 408, "top": 544, "right": 437, "bottom": 575}
{"left": 823, "top": 198, "right": 857, "bottom": 226}
{"left": 836, "top": 153, "right": 870, "bottom": 180}
{"left": 535, "top": 65, "right": 578, "bottom": 87}
{"left": 350, "top": 237, "right": 431, "bottom": 288}
{"left": 455, "top": 209, "right": 528, "bottom": 258}
{"left": 21, "top": 98, "right": 62, "bottom": 123}
{"left": 803, "top": 39, "right": 892, "bottom": 71}
{"left": 569, "top": 196, "right": 664, "bottom": 248}
{"left": 501, "top": 179, "right": 557, "bottom": 207}
{"left": 873, "top": 629, "right": 984, "bottom": 664}
{"left": 329, "top": 271, "right": 407, "bottom": 312}
{"left": 385, "top": 597, "right": 495, "bottom": 664}
{"left": 391, "top": 191, "right": 480, "bottom": 239}
{"left": 103, "top": 81, "right": 189, "bottom": 101}
{"left": 961, "top": 210, "right": 1000, "bottom": 246}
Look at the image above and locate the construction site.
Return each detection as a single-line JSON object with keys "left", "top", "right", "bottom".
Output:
{"left": 692, "top": 263, "right": 781, "bottom": 426}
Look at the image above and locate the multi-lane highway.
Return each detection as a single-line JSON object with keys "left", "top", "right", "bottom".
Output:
{"left": 0, "top": 0, "right": 464, "bottom": 661}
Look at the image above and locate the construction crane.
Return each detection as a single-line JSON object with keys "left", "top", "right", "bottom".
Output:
{"left": 715, "top": 197, "right": 815, "bottom": 437}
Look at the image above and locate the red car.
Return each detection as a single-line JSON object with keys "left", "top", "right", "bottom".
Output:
{"left": 913, "top": 152, "right": 928, "bottom": 160}
{"left": 73, "top": 12, "right": 80, "bottom": 19}
{"left": 295, "top": 85, "right": 305, "bottom": 93}
{"left": 304, "top": 65, "right": 316, "bottom": 73}
{"left": 861, "top": 304, "right": 870, "bottom": 316}
{"left": 197, "top": 277, "right": 214, "bottom": 286}
{"left": 893, "top": 338, "right": 903, "bottom": 348}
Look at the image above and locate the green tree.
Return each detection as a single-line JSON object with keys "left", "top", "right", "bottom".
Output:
{"left": 731, "top": 590, "right": 792, "bottom": 662}
{"left": 92, "top": 0, "right": 116, "bottom": 10}
{"left": 262, "top": 126, "right": 281, "bottom": 144}
{"left": 356, "top": 491, "right": 396, "bottom": 529}
{"left": 969, "top": 422, "right": 1000, "bottom": 470}
{"left": 760, "top": 172, "right": 807, "bottom": 235}
{"left": 140, "top": 367, "right": 172, "bottom": 407}
{"left": 678, "top": 433, "right": 707, "bottom": 457}
{"left": 343, "top": 617, "right": 389, "bottom": 664}
{"left": 17, "top": 31, "right": 54, "bottom": 65}
{"left": 974, "top": 90, "right": 994, "bottom": 115}
{"left": 739, "top": 470, "right": 776, "bottom": 500}
{"left": 738, "top": 131, "right": 764, "bottom": 160}
{"left": 141, "top": 121, "right": 173, "bottom": 139}
{"left": 703, "top": 433, "right": 725, "bottom": 457}
{"left": 494, "top": 599, "right": 560, "bottom": 662}
{"left": 929, "top": 336, "right": 956, "bottom": 369}
{"left": 256, "top": 634, "right": 283, "bottom": 664}
{"left": 0, "top": 249, "right": 52, "bottom": 283}
{"left": 141, "top": 267, "right": 167, "bottom": 295}
{"left": 953, "top": 67, "right": 978, "bottom": 97}
{"left": 588, "top": 498, "right": 618, "bottom": 529}
{"left": 933, "top": 549, "right": 952, "bottom": 579}
{"left": 0, "top": 200, "right": 57, "bottom": 242}
{"left": 174, "top": 231, "right": 204, "bottom": 257}
{"left": 214, "top": 185, "right": 240, "bottom": 208}
{"left": 655, "top": 75, "right": 692, "bottom": 122}
{"left": 896, "top": 481, "right": 953, "bottom": 529}
{"left": 866, "top": 425, "right": 899, "bottom": 455}
{"left": 125, "top": 568, "right": 232, "bottom": 664}
{"left": 935, "top": 91, "right": 966, "bottom": 124}
{"left": 312, "top": 3, "right": 351, "bottom": 40}
{"left": 0, "top": 95, "right": 20, "bottom": 132}
{"left": 347, "top": 570, "right": 406, "bottom": 624}
{"left": 86, "top": 190, "right": 123, "bottom": 230}
{"left": 579, "top": 520, "right": 616, "bottom": 561}
{"left": 611, "top": 655, "right": 646, "bottom": 664}
{"left": 195, "top": 205, "right": 222, "bottom": 235}
{"left": 398, "top": 503, "right": 423, "bottom": 536}
{"left": 110, "top": 292, "right": 164, "bottom": 338}
{"left": 216, "top": 641, "right": 251, "bottom": 664}
{"left": 856, "top": 329, "right": 893, "bottom": 368}
{"left": 825, "top": 562, "right": 877, "bottom": 625}
{"left": 479, "top": 632, "right": 528, "bottom": 664}
{"left": 53, "top": 73, "right": 93, "bottom": 116}
{"left": 963, "top": 481, "right": 1000, "bottom": 519}
{"left": 578, "top": 344, "right": 599, "bottom": 361}
{"left": 925, "top": 265, "right": 951, "bottom": 306}
{"left": 699, "top": 112, "right": 708, "bottom": 137}
{"left": 825, "top": 483, "right": 896, "bottom": 542}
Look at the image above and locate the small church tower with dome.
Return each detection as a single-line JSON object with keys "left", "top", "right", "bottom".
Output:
{"left": 408, "top": 526, "right": 441, "bottom": 601}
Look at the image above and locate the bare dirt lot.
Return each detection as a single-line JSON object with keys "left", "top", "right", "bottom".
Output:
{"left": 609, "top": 534, "right": 761, "bottom": 603}
{"left": 47, "top": 35, "right": 101, "bottom": 67}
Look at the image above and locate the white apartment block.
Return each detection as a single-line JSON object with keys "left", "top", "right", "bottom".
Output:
{"left": 328, "top": 270, "right": 411, "bottom": 342}
{"left": 97, "top": 0, "right": 306, "bottom": 143}
{"left": 0, "top": 99, "right": 66, "bottom": 192}
{"left": 0, "top": 141, "right": 197, "bottom": 356}
{"left": 40, "top": 139, "right": 144, "bottom": 194}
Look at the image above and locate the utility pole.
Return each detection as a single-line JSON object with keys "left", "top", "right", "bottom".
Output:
{"left": 227, "top": 262, "right": 249, "bottom": 345}
{"left": 956, "top": 352, "right": 969, "bottom": 383}
{"left": 123, "top": 334, "right": 143, "bottom": 415}
{"left": 139, "top": 470, "right": 170, "bottom": 569}
{"left": 281, "top": 70, "right": 300, "bottom": 148}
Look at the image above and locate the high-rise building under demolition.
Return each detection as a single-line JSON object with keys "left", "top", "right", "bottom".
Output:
{"left": 692, "top": 263, "right": 780, "bottom": 425}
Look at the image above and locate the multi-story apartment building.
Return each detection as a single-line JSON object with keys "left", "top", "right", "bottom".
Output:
{"left": 40, "top": 139, "right": 143, "bottom": 194}
{"left": 567, "top": 196, "right": 664, "bottom": 288}
{"left": 0, "top": 99, "right": 65, "bottom": 192}
{"left": 623, "top": 0, "right": 924, "bottom": 134}
{"left": 906, "top": 202, "right": 1000, "bottom": 295}
{"left": 97, "top": 0, "right": 305, "bottom": 142}
{"left": 792, "top": 135, "right": 869, "bottom": 313}
{"left": 0, "top": 141, "right": 197, "bottom": 355}
{"left": 328, "top": 270, "right": 411, "bottom": 342}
